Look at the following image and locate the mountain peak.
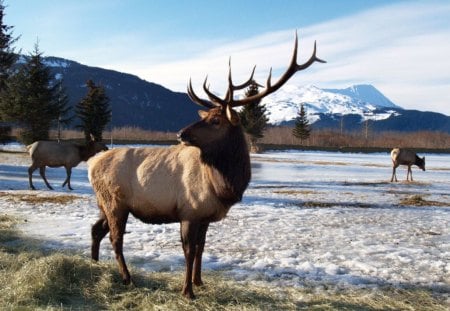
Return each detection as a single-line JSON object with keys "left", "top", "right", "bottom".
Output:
{"left": 324, "top": 84, "right": 401, "bottom": 109}
{"left": 261, "top": 84, "right": 402, "bottom": 125}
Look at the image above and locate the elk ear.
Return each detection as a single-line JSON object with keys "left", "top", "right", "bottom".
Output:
{"left": 198, "top": 110, "right": 209, "bottom": 119}
{"left": 226, "top": 105, "right": 240, "bottom": 126}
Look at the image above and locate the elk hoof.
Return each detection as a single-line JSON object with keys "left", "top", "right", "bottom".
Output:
{"left": 193, "top": 279, "right": 204, "bottom": 287}
{"left": 182, "top": 287, "right": 196, "bottom": 300}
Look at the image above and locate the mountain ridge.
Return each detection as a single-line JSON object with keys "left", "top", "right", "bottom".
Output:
{"left": 32, "top": 55, "right": 450, "bottom": 133}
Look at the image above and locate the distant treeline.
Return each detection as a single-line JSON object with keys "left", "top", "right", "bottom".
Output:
{"left": 9, "top": 126, "right": 450, "bottom": 153}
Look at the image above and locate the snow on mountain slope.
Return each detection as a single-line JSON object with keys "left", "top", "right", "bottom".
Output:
{"left": 261, "top": 84, "right": 401, "bottom": 125}
{"left": 324, "top": 84, "right": 400, "bottom": 109}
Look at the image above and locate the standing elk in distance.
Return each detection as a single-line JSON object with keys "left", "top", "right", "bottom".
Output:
{"left": 390, "top": 148, "right": 425, "bottom": 182}
{"left": 88, "top": 32, "right": 325, "bottom": 299}
{"left": 27, "top": 137, "right": 108, "bottom": 190}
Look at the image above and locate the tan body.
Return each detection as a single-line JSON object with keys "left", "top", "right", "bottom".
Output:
{"left": 390, "top": 148, "right": 425, "bottom": 182}
{"left": 27, "top": 140, "right": 107, "bottom": 190}
{"left": 88, "top": 145, "right": 231, "bottom": 224}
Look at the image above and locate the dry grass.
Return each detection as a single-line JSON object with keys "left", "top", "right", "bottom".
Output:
{"left": 10, "top": 126, "right": 450, "bottom": 150}
{"left": 399, "top": 195, "right": 450, "bottom": 207}
{"left": 0, "top": 214, "right": 448, "bottom": 310}
{"left": 0, "top": 191, "right": 80, "bottom": 205}
{"left": 273, "top": 189, "right": 318, "bottom": 195}
{"left": 46, "top": 127, "right": 176, "bottom": 142}
{"left": 260, "top": 127, "right": 450, "bottom": 150}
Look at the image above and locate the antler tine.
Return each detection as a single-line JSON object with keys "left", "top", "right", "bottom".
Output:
{"left": 297, "top": 40, "right": 326, "bottom": 70}
{"left": 187, "top": 78, "right": 217, "bottom": 109}
{"left": 225, "top": 58, "right": 234, "bottom": 103}
{"left": 228, "top": 31, "right": 326, "bottom": 108}
{"left": 202, "top": 76, "right": 227, "bottom": 107}
{"left": 224, "top": 61, "right": 261, "bottom": 104}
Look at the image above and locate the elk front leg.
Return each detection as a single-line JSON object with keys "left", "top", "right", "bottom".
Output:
{"left": 108, "top": 208, "right": 131, "bottom": 285}
{"left": 193, "top": 222, "right": 209, "bottom": 286}
{"left": 180, "top": 220, "right": 200, "bottom": 299}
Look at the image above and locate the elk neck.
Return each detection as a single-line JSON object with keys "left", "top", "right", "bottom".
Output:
{"left": 200, "top": 126, "right": 251, "bottom": 206}
{"left": 78, "top": 142, "right": 97, "bottom": 161}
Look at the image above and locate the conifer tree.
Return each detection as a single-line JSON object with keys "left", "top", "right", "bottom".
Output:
{"left": 292, "top": 103, "right": 311, "bottom": 145}
{"left": 0, "top": 0, "right": 20, "bottom": 143}
{"left": 75, "top": 80, "right": 111, "bottom": 141}
{"left": 0, "top": 0, "right": 19, "bottom": 93}
{"left": 238, "top": 81, "right": 268, "bottom": 152}
{"left": 1, "top": 42, "right": 70, "bottom": 144}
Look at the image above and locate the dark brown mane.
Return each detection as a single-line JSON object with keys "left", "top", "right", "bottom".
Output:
{"left": 415, "top": 155, "right": 424, "bottom": 167}
{"left": 200, "top": 125, "right": 251, "bottom": 206}
{"left": 78, "top": 141, "right": 107, "bottom": 162}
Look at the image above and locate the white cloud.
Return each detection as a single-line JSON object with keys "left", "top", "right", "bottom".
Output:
{"left": 87, "top": 1, "right": 450, "bottom": 115}
{"left": 58, "top": 1, "right": 450, "bottom": 115}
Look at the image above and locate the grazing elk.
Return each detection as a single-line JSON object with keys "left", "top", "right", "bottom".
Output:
{"left": 88, "top": 33, "right": 325, "bottom": 299}
{"left": 27, "top": 137, "right": 108, "bottom": 190}
{"left": 390, "top": 148, "right": 425, "bottom": 182}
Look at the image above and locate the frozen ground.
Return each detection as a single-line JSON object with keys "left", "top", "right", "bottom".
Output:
{"left": 0, "top": 143, "right": 449, "bottom": 298}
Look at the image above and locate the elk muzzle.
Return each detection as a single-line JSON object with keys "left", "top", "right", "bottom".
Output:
{"left": 177, "top": 128, "right": 194, "bottom": 146}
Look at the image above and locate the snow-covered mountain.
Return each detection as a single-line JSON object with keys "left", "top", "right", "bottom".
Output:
{"left": 262, "top": 84, "right": 402, "bottom": 125}
{"left": 19, "top": 55, "right": 449, "bottom": 133}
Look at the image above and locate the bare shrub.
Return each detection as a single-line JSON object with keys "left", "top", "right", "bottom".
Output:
{"left": 11, "top": 126, "right": 450, "bottom": 150}
{"left": 260, "top": 127, "right": 450, "bottom": 149}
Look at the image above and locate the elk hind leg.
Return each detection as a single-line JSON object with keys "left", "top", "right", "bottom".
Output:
{"left": 39, "top": 166, "right": 54, "bottom": 190}
{"left": 62, "top": 166, "right": 73, "bottom": 190}
{"left": 91, "top": 210, "right": 109, "bottom": 261}
{"left": 28, "top": 164, "right": 38, "bottom": 190}
{"left": 391, "top": 164, "right": 398, "bottom": 182}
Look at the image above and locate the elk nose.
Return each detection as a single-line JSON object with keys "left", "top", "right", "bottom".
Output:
{"left": 177, "top": 130, "right": 185, "bottom": 142}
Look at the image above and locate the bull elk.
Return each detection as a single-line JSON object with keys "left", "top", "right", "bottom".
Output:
{"left": 390, "top": 148, "right": 425, "bottom": 182}
{"left": 88, "top": 33, "right": 325, "bottom": 299}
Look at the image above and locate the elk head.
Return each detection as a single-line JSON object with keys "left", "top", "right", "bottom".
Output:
{"left": 178, "top": 32, "right": 326, "bottom": 149}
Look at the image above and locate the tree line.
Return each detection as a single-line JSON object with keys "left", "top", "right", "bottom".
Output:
{"left": 0, "top": 1, "right": 111, "bottom": 145}
{"left": 238, "top": 81, "right": 311, "bottom": 152}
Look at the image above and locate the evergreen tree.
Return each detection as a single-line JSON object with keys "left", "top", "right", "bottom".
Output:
{"left": 0, "top": 0, "right": 19, "bottom": 93}
{"left": 292, "top": 103, "right": 311, "bottom": 145}
{"left": 1, "top": 42, "right": 70, "bottom": 144}
{"left": 75, "top": 79, "right": 111, "bottom": 141}
{"left": 0, "top": 0, "right": 20, "bottom": 143}
{"left": 238, "top": 81, "right": 268, "bottom": 152}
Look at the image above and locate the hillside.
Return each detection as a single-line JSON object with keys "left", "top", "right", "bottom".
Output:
{"left": 39, "top": 56, "right": 450, "bottom": 133}
{"left": 44, "top": 57, "right": 199, "bottom": 132}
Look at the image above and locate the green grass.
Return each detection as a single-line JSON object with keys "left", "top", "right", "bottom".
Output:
{"left": 0, "top": 214, "right": 448, "bottom": 310}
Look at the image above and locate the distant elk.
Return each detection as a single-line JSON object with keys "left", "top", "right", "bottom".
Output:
{"left": 27, "top": 137, "right": 108, "bottom": 190}
{"left": 390, "top": 148, "right": 425, "bottom": 182}
{"left": 88, "top": 33, "right": 325, "bottom": 298}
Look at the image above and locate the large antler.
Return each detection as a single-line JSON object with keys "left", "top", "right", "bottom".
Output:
{"left": 187, "top": 32, "right": 326, "bottom": 109}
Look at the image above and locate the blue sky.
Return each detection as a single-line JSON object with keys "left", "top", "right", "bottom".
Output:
{"left": 4, "top": 0, "right": 450, "bottom": 115}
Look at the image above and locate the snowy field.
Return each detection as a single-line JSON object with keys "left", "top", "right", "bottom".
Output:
{"left": 0, "top": 144, "right": 449, "bottom": 299}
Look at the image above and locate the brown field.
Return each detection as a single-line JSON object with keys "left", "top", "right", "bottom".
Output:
{"left": 8, "top": 126, "right": 450, "bottom": 152}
